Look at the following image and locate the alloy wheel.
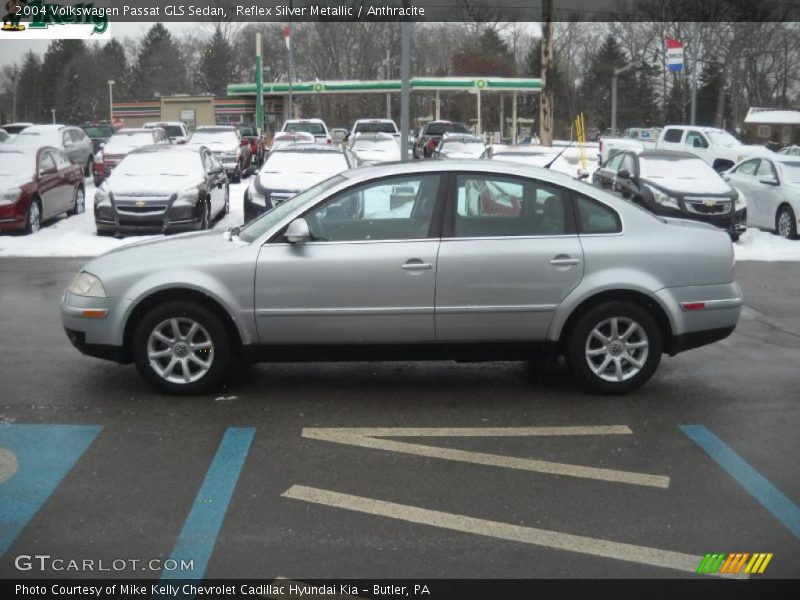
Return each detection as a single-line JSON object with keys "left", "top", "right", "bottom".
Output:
{"left": 778, "top": 209, "right": 792, "bottom": 238}
{"left": 147, "top": 317, "right": 215, "bottom": 384}
{"left": 584, "top": 316, "right": 649, "bottom": 383}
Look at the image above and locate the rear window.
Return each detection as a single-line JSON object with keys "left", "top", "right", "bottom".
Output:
{"left": 425, "top": 123, "right": 469, "bottom": 136}
{"left": 663, "top": 128, "right": 683, "bottom": 143}
{"left": 575, "top": 194, "right": 622, "bottom": 234}
{"left": 355, "top": 121, "right": 397, "bottom": 134}
{"left": 284, "top": 122, "right": 326, "bottom": 135}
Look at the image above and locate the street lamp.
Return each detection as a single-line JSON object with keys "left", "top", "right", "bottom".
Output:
{"left": 610, "top": 61, "right": 647, "bottom": 136}
{"left": 50, "top": 108, "right": 56, "bottom": 124}
{"left": 108, "top": 80, "right": 115, "bottom": 123}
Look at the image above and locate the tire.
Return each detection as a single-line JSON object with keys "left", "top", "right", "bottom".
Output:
{"left": 199, "top": 200, "right": 211, "bottom": 230}
{"left": 729, "top": 233, "right": 740, "bottom": 243}
{"left": 132, "top": 301, "right": 231, "bottom": 395}
{"left": 221, "top": 186, "right": 230, "bottom": 217}
{"left": 24, "top": 199, "right": 42, "bottom": 235}
{"left": 232, "top": 166, "right": 241, "bottom": 183}
{"left": 776, "top": 205, "right": 798, "bottom": 240}
{"left": 68, "top": 186, "right": 85, "bottom": 216}
{"left": 85, "top": 157, "right": 93, "bottom": 178}
{"left": 565, "top": 301, "right": 662, "bottom": 394}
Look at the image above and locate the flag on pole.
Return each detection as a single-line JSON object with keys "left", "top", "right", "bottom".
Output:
{"left": 665, "top": 38, "right": 684, "bottom": 72}
{"left": 283, "top": 25, "right": 291, "bottom": 50}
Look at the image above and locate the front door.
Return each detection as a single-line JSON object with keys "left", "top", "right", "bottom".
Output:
{"left": 435, "top": 173, "right": 584, "bottom": 342}
{"left": 36, "top": 151, "right": 62, "bottom": 220}
{"left": 254, "top": 173, "right": 444, "bottom": 345}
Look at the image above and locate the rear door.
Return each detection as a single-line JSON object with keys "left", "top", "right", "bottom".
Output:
{"left": 435, "top": 172, "right": 584, "bottom": 342}
{"left": 593, "top": 152, "right": 624, "bottom": 190}
{"left": 727, "top": 159, "right": 762, "bottom": 226}
{"left": 52, "top": 149, "right": 77, "bottom": 211}
{"left": 36, "top": 150, "right": 63, "bottom": 219}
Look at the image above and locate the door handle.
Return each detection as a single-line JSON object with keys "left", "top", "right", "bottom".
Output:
{"left": 549, "top": 256, "right": 580, "bottom": 266}
{"left": 401, "top": 260, "right": 433, "bottom": 271}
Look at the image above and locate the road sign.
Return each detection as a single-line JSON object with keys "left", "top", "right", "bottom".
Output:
{"left": 666, "top": 38, "right": 684, "bottom": 72}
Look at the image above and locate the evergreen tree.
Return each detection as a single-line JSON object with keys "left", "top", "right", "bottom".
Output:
{"left": 40, "top": 40, "right": 86, "bottom": 119}
{"left": 578, "top": 36, "right": 638, "bottom": 134}
{"left": 16, "top": 51, "right": 42, "bottom": 122}
{"left": 664, "top": 74, "right": 689, "bottom": 125}
{"left": 96, "top": 39, "right": 130, "bottom": 99}
{"left": 134, "top": 23, "right": 186, "bottom": 98}
{"left": 200, "top": 25, "right": 235, "bottom": 96}
{"left": 696, "top": 61, "right": 730, "bottom": 127}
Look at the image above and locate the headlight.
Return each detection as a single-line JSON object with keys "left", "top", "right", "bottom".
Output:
{"left": 645, "top": 185, "right": 680, "bottom": 210}
{"left": 733, "top": 191, "right": 746, "bottom": 211}
{"left": 94, "top": 187, "right": 109, "bottom": 206}
{"left": 0, "top": 188, "right": 21, "bottom": 206}
{"left": 68, "top": 271, "right": 107, "bottom": 297}
{"left": 174, "top": 188, "right": 200, "bottom": 206}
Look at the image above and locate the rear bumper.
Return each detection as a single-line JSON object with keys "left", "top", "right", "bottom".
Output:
{"left": 665, "top": 326, "right": 736, "bottom": 354}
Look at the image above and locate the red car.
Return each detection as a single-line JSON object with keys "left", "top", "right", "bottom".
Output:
{"left": 0, "top": 145, "right": 85, "bottom": 234}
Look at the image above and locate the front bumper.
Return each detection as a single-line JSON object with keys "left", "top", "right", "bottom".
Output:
{"left": 0, "top": 199, "right": 27, "bottom": 231}
{"left": 61, "top": 291, "right": 133, "bottom": 363}
{"left": 648, "top": 199, "right": 742, "bottom": 234}
{"left": 95, "top": 199, "right": 205, "bottom": 234}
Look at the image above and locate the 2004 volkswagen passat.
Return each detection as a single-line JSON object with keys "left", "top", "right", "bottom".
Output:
{"left": 61, "top": 161, "right": 742, "bottom": 395}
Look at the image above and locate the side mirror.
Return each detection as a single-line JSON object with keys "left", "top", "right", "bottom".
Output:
{"left": 284, "top": 218, "right": 311, "bottom": 243}
{"left": 617, "top": 169, "right": 632, "bottom": 179}
{"left": 758, "top": 176, "right": 779, "bottom": 186}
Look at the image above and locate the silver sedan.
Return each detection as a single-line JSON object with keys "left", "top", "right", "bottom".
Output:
{"left": 61, "top": 160, "right": 742, "bottom": 395}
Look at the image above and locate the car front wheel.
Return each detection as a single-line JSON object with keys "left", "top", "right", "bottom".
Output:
{"left": 566, "top": 301, "right": 662, "bottom": 394}
{"left": 132, "top": 301, "right": 231, "bottom": 395}
{"left": 776, "top": 205, "right": 798, "bottom": 239}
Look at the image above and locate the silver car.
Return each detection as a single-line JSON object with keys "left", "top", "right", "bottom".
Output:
{"left": 725, "top": 155, "right": 800, "bottom": 239}
{"left": 61, "top": 161, "right": 742, "bottom": 395}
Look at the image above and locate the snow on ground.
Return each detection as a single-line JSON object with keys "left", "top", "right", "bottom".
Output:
{"left": 734, "top": 227, "right": 800, "bottom": 261}
{"left": 0, "top": 179, "right": 248, "bottom": 258}
{"left": 0, "top": 177, "right": 799, "bottom": 260}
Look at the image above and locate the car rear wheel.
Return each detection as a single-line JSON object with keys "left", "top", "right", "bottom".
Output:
{"left": 199, "top": 201, "right": 211, "bottom": 230}
{"left": 776, "top": 205, "right": 798, "bottom": 239}
{"left": 85, "top": 157, "right": 93, "bottom": 178}
{"left": 68, "top": 186, "right": 85, "bottom": 216}
{"left": 221, "top": 186, "right": 230, "bottom": 217}
{"left": 24, "top": 199, "right": 42, "bottom": 235}
{"left": 132, "top": 301, "right": 231, "bottom": 395}
{"left": 565, "top": 301, "right": 662, "bottom": 394}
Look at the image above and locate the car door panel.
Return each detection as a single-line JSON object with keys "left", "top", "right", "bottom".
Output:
{"left": 36, "top": 151, "right": 62, "bottom": 219}
{"left": 254, "top": 173, "right": 444, "bottom": 345}
{"left": 435, "top": 173, "right": 584, "bottom": 342}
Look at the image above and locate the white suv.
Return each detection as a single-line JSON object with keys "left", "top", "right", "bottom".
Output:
{"left": 280, "top": 119, "right": 331, "bottom": 144}
{"left": 350, "top": 118, "right": 400, "bottom": 139}
{"left": 144, "top": 121, "right": 190, "bottom": 144}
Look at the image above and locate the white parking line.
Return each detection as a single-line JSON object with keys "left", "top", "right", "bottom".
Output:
{"left": 303, "top": 427, "right": 670, "bottom": 488}
{"left": 282, "top": 485, "right": 744, "bottom": 578}
{"left": 0, "top": 447, "right": 18, "bottom": 484}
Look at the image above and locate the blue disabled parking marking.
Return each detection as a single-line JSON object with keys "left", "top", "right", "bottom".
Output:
{"left": 163, "top": 427, "right": 255, "bottom": 583}
{"left": 681, "top": 424, "right": 800, "bottom": 539}
{"left": 0, "top": 424, "right": 102, "bottom": 555}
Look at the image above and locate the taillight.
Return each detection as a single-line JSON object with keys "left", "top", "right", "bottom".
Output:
{"left": 427, "top": 138, "right": 437, "bottom": 150}
{"left": 327, "top": 137, "right": 332, "bottom": 144}
{"left": 599, "top": 140, "right": 604, "bottom": 153}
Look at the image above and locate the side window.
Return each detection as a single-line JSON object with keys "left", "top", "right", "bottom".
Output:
{"left": 620, "top": 154, "right": 636, "bottom": 173}
{"left": 62, "top": 131, "right": 73, "bottom": 147}
{"left": 305, "top": 174, "right": 441, "bottom": 242}
{"left": 605, "top": 153, "right": 624, "bottom": 171}
{"left": 453, "top": 174, "right": 569, "bottom": 238}
{"left": 736, "top": 159, "right": 760, "bottom": 176}
{"left": 73, "top": 129, "right": 86, "bottom": 141}
{"left": 756, "top": 160, "right": 777, "bottom": 179}
{"left": 663, "top": 128, "right": 683, "bottom": 143}
{"left": 685, "top": 131, "right": 708, "bottom": 148}
{"left": 39, "top": 151, "right": 56, "bottom": 174}
{"left": 575, "top": 194, "right": 622, "bottom": 234}
{"left": 52, "top": 149, "right": 71, "bottom": 169}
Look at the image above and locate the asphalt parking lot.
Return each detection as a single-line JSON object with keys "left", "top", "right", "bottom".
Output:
{"left": 0, "top": 258, "right": 798, "bottom": 581}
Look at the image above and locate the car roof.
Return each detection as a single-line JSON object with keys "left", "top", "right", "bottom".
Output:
{"left": 144, "top": 121, "right": 185, "bottom": 126}
{"left": 194, "top": 126, "right": 236, "bottom": 131}
{"left": 0, "top": 144, "right": 53, "bottom": 154}
{"left": 19, "top": 124, "right": 70, "bottom": 132}
{"left": 116, "top": 128, "right": 157, "bottom": 134}
{"left": 1, "top": 122, "right": 34, "bottom": 127}
{"left": 637, "top": 149, "right": 701, "bottom": 159}
{"left": 285, "top": 118, "right": 325, "bottom": 123}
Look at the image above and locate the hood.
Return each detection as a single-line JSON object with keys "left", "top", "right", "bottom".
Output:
{"left": 189, "top": 141, "right": 237, "bottom": 153}
{"left": 106, "top": 174, "right": 203, "bottom": 196}
{"left": 84, "top": 230, "right": 246, "bottom": 292}
{"left": 442, "top": 150, "right": 485, "bottom": 160}
{"left": 642, "top": 176, "right": 732, "bottom": 196}
{"left": 353, "top": 148, "right": 400, "bottom": 163}
{"left": 257, "top": 170, "right": 332, "bottom": 192}
{"left": 0, "top": 173, "right": 32, "bottom": 190}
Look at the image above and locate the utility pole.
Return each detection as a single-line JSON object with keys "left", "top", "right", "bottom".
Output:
{"left": 107, "top": 79, "right": 115, "bottom": 123}
{"left": 539, "top": 0, "right": 554, "bottom": 146}
{"left": 11, "top": 66, "right": 18, "bottom": 123}
{"left": 385, "top": 47, "right": 391, "bottom": 119}
{"left": 285, "top": 1, "right": 294, "bottom": 120}
{"left": 400, "top": 20, "right": 411, "bottom": 162}
{"left": 255, "top": 33, "right": 264, "bottom": 134}
{"left": 690, "top": 21, "right": 700, "bottom": 126}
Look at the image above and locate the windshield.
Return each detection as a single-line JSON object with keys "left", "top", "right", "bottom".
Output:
{"left": 285, "top": 122, "right": 326, "bottom": 135}
{"left": 426, "top": 123, "right": 468, "bottom": 136}
{"left": 639, "top": 156, "right": 713, "bottom": 179}
{"left": 83, "top": 125, "right": 115, "bottom": 138}
{"left": 113, "top": 152, "right": 203, "bottom": 177}
{"left": 161, "top": 125, "right": 184, "bottom": 138}
{"left": 239, "top": 126, "right": 257, "bottom": 136}
{"left": 779, "top": 162, "right": 800, "bottom": 183}
{"left": 190, "top": 130, "right": 238, "bottom": 145}
{"left": 706, "top": 131, "right": 741, "bottom": 146}
{"left": 0, "top": 151, "right": 35, "bottom": 175}
{"left": 262, "top": 151, "right": 347, "bottom": 173}
{"left": 14, "top": 130, "right": 60, "bottom": 146}
{"left": 105, "top": 132, "right": 154, "bottom": 151}
{"left": 238, "top": 174, "right": 346, "bottom": 243}
{"left": 356, "top": 122, "right": 397, "bottom": 134}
